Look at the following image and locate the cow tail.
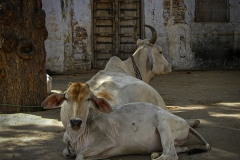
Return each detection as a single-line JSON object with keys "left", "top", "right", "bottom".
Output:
{"left": 188, "top": 127, "right": 211, "bottom": 155}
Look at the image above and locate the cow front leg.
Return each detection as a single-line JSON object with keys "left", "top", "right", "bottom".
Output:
{"left": 63, "top": 145, "right": 76, "bottom": 159}
{"left": 63, "top": 131, "right": 76, "bottom": 159}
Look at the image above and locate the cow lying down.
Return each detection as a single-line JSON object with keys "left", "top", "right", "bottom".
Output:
{"left": 42, "top": 82, "right": 211, "bottom": 160}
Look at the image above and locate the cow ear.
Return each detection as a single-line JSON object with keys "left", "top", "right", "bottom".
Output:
{"left": 41, "top": 93, "right": 65, "bottom": 109}
{"left": 90, "top": 94, "right": 113, "bottom": 114}
{"left": 147, "top": 53, "right": 154, "bottom": 71}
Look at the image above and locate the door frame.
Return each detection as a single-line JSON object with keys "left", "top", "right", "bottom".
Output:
{"left": 91, "top": 0, "right": 144, "bottom": 69}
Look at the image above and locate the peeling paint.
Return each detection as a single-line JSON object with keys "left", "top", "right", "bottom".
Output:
{"left": 167, "top": 24, "right": 195, "bottom": 69}
{"left": 42, "top": 0, "right": 240, "bottom": 73}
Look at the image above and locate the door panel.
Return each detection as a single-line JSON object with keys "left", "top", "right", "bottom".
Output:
{"left": 95, "top": 20, "right": 114, "bottom": 33}
{"left": 95, "top": 36, "right": 114, "bottom": 51}
{"left": 94, "top": 2, "right": 114, "bottom": 17}
{"left": 93, "top": 0, "right": 141, "bottom": 68}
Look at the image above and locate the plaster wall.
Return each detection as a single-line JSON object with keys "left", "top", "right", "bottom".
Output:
{"left": 185, "top": 0, "right": 240, "bottom": 69}
{"left": 42, "top": 0, "right": 240, "bottom": 73}
{"left": 42, "top": 0, "right": 65, "bottom": 72}
{"left": 71, "top": 0, "right": 92, "bottom": 72}
{"left": 42, "top": 0, "right": 91, "bottom": 73}
{"left": 145, "top": 0, "right": 240, "bottom": 69}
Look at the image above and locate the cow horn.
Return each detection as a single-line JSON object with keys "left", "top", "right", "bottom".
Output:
{"left": 132, "top": 24, "right": 138, "bottom": 44}
{"left": 144, "top": 25, "right": 157, "bottom": 44}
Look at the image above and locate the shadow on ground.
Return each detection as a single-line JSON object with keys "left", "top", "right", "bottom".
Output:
{"left": 0, "top": 70, "right": 239, "bottom": 160}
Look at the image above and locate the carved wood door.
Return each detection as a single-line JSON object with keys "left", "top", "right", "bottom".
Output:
{"left": 93, "top": 0, "right": 141, "bottom": 68}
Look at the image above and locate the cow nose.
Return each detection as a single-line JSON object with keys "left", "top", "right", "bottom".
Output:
{"left": 70, "top": 119, "right": 82, "bottom": 127}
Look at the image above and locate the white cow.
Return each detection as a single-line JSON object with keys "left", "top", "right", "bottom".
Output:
{"left": 42, "top": 82, "right": 210, "bottom": 160}
{"left": 43, "top": 25, "right": 199, "bottom": 158}
{"left": 44, "top": 25, "right": 198, "bottom": 125}
{"left": 71, "top": 25, "right": 197, "bottom": 128}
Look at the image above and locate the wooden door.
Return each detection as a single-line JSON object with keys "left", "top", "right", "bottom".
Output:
{"left": 93, "top": 0, "right": 141, "bottom": 68}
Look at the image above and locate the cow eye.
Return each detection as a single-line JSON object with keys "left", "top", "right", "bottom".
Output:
{"left": 87, "top": 98, "right": 91, "bottom": 101}
{"left": 159, "top": 51, "right": 162, "bottom": 54}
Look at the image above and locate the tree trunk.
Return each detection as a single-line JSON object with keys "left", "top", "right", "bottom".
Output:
{"left": 0, "top": 0, "right": 48, "bottom": 113}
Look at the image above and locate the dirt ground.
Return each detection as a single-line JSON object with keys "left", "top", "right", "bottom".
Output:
{"left": 0, "top": 70, "right": 240, "bottom": 160}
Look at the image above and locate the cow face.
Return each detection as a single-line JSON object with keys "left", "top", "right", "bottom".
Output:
{"left": 137, "top": 40, "right": 172, "bottom": 75}
{"left": 64, "top": 82, "right": 91, "bottom": 131}
{"left": 147, "top": 43, "right": 172, "bottom": 75}
{"left": 41, "top": 82, "right": 113, "bottom": 132}
{"left": 133, "top": 24, "right": 172, "bottom": 81}
{"left": 65, "top": 82, "right": 112, "bottom": 131}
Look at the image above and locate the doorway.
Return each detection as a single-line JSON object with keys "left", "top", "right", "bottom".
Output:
{"left": 92, "top": 0, "right": 142, "bottom": 68}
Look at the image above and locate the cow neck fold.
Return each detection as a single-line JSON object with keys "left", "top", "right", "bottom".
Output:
{"left": 130, "top": 55, "right": 142, "bottom": 80}
{"left": 67, "top": 107, "right": 89, "bottom": 144}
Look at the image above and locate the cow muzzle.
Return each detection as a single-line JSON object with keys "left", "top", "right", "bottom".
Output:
{"left": 70, "top": 118, "right": 82, "bottom": 130}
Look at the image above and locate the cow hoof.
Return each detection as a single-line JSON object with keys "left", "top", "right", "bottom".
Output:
{"left": 192, "top": 119, "right": 200, "bottom": 128}
{"left": 157, "top": 154, "right": 177, "bottom": 160}
{"left": 175, "top": 146, "right": 188, "bottom": 153}
{"left": 151, "top": 152, "right": 161, "bottom": 159}
{"left": 63, "top": 148, "right": 76, "bottom": 159}
{"left": 187, "top": 119, "right": 200, "bottom": 128}
{"left": 151, "top": 153, "right": 177, "bottom": 160}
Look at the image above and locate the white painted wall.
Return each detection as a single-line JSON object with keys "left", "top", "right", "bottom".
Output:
{"left": 143, "top": 0, "right": 169, "bottom": 61}
{"left": 42, "top": 0, "right": 65, "bottom": 73}
{"left": 72, "top": 0, "right": 91, "bottom": 44}
{"left": 142, "top": 0, "right": 195, "bottom": 69}
{"left": 42, "top": 0, "right": 240, "bottom": 73}
{"left": 42, "top": 0, "right": 91, "bottom": 73}
{"left": 143, "top": 0, "right": 240, "bottom": 69}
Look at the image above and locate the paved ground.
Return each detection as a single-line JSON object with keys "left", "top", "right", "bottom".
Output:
{"left": 0, "top": 70, "right": 240, "bottom": 160}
